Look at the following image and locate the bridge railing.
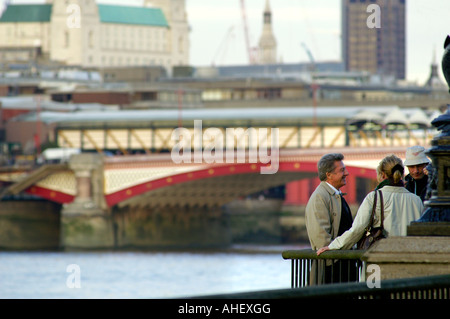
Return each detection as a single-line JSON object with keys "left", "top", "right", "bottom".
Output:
{"left": 282, "top": 249, "right": 367, "bottom": 287}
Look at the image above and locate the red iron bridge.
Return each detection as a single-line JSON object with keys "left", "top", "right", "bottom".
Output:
{"left": 0, "top": 146, "right": 421, "bottom": 209}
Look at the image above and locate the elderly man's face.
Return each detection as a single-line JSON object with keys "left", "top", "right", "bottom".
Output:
{"left": 407, "top": 163, "right": 427, "bottom": 180}
{"left": 326, "top": 160, "right": 349, "bottom": 190}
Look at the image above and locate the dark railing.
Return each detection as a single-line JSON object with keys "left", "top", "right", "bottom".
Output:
{"left": 279, "top": 249, "right": 449, "bottom": 299}
{"left": 192, "top": 274, "right": 450, "bottom": 299}
{"left": 282, "top": 249, "right": 366, "bottom": 287}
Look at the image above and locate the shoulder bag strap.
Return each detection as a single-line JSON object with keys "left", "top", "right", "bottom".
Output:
{"left": 378, "top": 190, "right": 384, "bottom": 229}
{"left": 366, "top": 190, "right": 378, "bottom": 231}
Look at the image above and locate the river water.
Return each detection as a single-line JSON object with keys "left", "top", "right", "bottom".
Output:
{"left": 0, "top": 245, "right": 305, "bottom": 299}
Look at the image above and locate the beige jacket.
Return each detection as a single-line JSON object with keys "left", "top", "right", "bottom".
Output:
{"left": 305, "top": 182, "right": 356, "bottom": 250}
{"left": 329, "top": 186, "right": 424, "bottom": 250}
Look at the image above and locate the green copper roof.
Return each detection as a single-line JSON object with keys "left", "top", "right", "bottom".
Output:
{"left": 0, "top": 4, "right": 169, "bottom": 27}
{"left": 98, "top": 4, "right": 169, "bottom": 27}
{"left": 0, "top": 4, "right": 52, "bottom": 23}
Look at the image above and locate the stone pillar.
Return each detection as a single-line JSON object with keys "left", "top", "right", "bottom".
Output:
{"left": 61, "top": 153, "right": 114, "bottom": 250}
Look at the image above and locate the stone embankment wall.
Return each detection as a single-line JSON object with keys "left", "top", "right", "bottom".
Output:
{"left": 0, "top": 200, "right": 61, "bottom": 250}
{"left": 0, "top": 199, "right": 315, "bottom": 250}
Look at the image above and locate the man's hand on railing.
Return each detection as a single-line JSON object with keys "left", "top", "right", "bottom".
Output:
{"left": 316, "top": 246, "right": 330, "bottom": 256}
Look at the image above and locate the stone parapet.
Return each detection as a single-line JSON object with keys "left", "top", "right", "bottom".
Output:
{"left": 362, "top": 236, "right": 450, "bottom": 280}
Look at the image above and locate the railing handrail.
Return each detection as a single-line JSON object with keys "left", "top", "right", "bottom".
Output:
{"left": 282, "top": 249, "right": 367, "bottom": 287}
{"left": 190, "top": 274, "right": 450, "bottom": 299}
{"left": 279, "top": 249, "right": 449, "bottom": 299}
{"left": 282, "top": 249, "right": 366, "bottom": 260}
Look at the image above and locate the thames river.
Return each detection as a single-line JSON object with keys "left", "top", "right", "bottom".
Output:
{"left": 0, "top": 245, "right": 303, "bottom": 299}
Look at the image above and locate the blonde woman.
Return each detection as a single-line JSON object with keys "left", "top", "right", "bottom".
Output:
{"left": 317, "top": 154, "right": 424, "bottom": 255}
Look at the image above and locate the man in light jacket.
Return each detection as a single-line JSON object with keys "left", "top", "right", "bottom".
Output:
{"left": 305, "top": 153, "right": 356, "bottom": 284}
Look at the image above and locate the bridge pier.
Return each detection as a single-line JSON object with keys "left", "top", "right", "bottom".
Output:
{"left": 61, "top": 153, "right": 114, "bottom": 250}
{"left": 112, "top": 204, "right": 232, "bottom": 250}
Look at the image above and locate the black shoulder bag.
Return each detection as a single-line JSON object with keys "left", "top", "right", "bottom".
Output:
{"left": 357, "top": 190, "right": 386, "bottom": 250}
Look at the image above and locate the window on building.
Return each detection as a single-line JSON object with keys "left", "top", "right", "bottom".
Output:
{"left": 178, "top": 36, "right": 184, "bottom": 53}
{"left": 257, "top": 88, "right": 281, "bottom": 100}
{"left": 88, "top": 30, "right": 94, "bottom": 48}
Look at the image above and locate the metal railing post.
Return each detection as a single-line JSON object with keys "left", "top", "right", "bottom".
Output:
{"left": 282, "top": 249, "right": 367, "bottom": 287}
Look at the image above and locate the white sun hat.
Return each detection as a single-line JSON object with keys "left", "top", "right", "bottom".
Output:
{"left": 404, "top": 146, "right": 431, "bottom": 166}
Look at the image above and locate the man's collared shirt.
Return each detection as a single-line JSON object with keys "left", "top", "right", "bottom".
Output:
{"left": 326, "top": 182, "right": 341, "bottom": 196}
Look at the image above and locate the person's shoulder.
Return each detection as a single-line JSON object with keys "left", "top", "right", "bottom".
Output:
{"left": 309, "top": 184, "right": 324, "bottom": 199}
{"left": 320, "top": 181, "right": 336, "bottom": 192}
{"left": 404, "top": 174, "right": 414, "bottom": 188}
{"left": 308, "top": 183, "right": 331, "bottom": 202}
{"left": 407, "top": 191, "right": 423, "bottom": 202}
{"left": 362, "top": 189, "right": 377, "bottom": 203}
{"left": 401, "top": 189, "right": 423, "bottom": 204}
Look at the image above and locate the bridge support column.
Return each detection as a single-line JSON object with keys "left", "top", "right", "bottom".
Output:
{"left": 284, "top": 179, "right": 310, "bottom": 205}
{"left": 61, "top": 153, "right": 114, "bottom": 250}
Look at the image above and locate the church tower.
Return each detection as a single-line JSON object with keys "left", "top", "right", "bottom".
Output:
{"left": 257, "top": 0, "right": 277, "bottom": 64}
{"left": 425, "top": 49, "right": 445, "bottom": 89}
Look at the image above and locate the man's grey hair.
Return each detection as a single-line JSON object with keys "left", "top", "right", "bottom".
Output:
{"left": 317, "top": 153, "right": 344, "bottom": 181}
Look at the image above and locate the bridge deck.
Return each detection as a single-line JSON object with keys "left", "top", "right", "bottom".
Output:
{"left": 0, "top": 146, "right": 416, "bottom": 207}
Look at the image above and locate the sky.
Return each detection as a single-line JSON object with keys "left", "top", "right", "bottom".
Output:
{"left": 2, "top": 0, "right": 450, "bottom": 84}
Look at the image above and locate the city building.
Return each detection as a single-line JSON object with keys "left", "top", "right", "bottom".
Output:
{"left": 341, "top": 0, "right": 406, "bottom": 79}
{"left": 0, "top": 0, "right": 189, "bottom": 74}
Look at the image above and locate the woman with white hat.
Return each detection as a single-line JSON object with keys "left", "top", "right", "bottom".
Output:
{"left": 404, "top": 145, "right": 431, "bottom": 202}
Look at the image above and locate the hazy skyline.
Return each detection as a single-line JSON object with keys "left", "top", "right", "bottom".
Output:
{"left": 2, "top": 0, "right": 450, "bottom": 84}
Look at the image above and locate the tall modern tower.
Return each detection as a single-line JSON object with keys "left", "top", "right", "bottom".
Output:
{"left": 341, "top": 0, "right": 406, "bottom": 79}
{"left": 257, "top": 0, "right": 277, "bottom": 64}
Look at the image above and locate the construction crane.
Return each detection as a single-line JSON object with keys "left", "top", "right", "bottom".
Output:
{"left": 301, "top": 42, "right": 316, "bottom": 72}
{"left": 211, "top": 26, "right": 235, "bottom": 66}
{"left": 301, "top": 42, "right": 318, "bottom": 127}
{"left": 240, "top": 0, "right": 256, "bottom": 64}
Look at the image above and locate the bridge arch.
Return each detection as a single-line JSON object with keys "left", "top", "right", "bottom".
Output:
{"left": 106, "top": 161, "right": 377, "bottom": 208}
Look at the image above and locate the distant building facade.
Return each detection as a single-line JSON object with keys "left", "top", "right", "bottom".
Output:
{"left": 0, "top": 0, "right": 189, "bottom": 73}
{"left": 341, "top": 0, "right": 406, "bottom": 79}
